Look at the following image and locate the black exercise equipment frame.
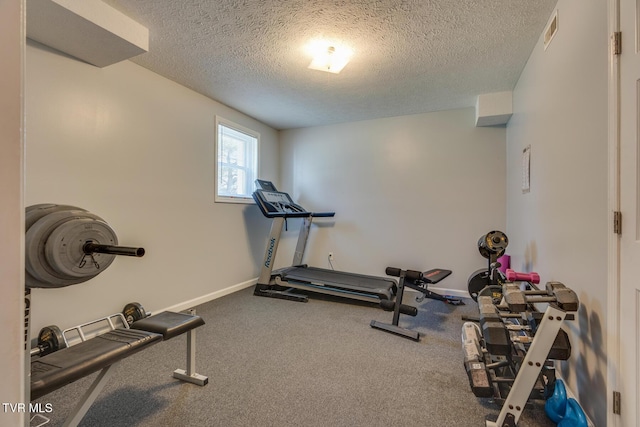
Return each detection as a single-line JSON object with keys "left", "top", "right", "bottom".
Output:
{"left": 370, "top": 267, "right": 456, "bottom": 341}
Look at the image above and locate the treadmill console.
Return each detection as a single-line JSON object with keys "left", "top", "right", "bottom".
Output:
{"left": 252, "top": 179, "right": 335, "bottom": 219}
{"left": 253, "top": 182, "right": 310, "bottom": 218}
{"left": 255, "top": 179, "right": 278, "bottom": 192}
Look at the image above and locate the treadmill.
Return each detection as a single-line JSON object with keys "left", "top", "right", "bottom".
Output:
{"left": 252, "top": 179, "right": 396, "bottom": 304}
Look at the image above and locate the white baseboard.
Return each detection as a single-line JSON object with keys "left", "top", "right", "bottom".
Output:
{"left": 155, "top": 277, "right": 257, "bottom": 314}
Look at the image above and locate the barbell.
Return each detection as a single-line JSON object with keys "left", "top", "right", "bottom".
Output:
{"left": 25, "top": 204, "right": 144, "bottom": 288}
{"left": 30, "top": 325, "right": 66, "bottom": 357}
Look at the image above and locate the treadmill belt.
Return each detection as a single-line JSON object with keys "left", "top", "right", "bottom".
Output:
{"left": 281, "top": 266, "right": 395, "bottom": 296}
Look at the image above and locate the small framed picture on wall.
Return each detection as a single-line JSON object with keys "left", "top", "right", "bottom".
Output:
{"left": 522, "top": 145, "right": 531, "bottom": 193}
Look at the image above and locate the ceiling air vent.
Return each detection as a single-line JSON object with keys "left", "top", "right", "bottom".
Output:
{"left": 544, "top": 10, "right": 558, "bottom": 50}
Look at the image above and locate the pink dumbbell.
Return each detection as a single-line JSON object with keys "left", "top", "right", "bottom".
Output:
{"left": 505, "top": 269, "right": 540, "bottom": 284}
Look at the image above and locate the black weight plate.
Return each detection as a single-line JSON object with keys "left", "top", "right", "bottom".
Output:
{"left": 477, "top": 231, "right": 509, "bottom": 259}
{"left": 123, "top": 302, "right": 147, "bottom": 325}
{"left": 468, "top": 268, "right": 490, "bottom": 302}
{"left": 37, "top": 325, "right": 66, "bottom": 356}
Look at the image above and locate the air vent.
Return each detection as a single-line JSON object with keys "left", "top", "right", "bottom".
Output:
{"left": 544, "top": 10, "right": 558, "bottom": 50}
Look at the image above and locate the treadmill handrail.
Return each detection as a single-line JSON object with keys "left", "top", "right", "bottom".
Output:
{"left": 311, "top": 212, "right": 335, "bottom": 218}
{"left": 253, "top": 189, "right": 334, "bottom": 219}
{"left": 264, "top": 211, "right": 311, "bottom": 219}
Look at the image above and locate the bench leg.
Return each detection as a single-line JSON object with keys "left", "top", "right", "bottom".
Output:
{"left": 172, "top": 309, "right": 208, "bottom": 386}
{"left": 62, "top": 364, "right": 116, "bottom": 427}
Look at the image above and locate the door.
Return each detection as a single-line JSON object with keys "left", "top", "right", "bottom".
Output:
{"left": 619, "top": 0, "right": 640, "bottom": 423}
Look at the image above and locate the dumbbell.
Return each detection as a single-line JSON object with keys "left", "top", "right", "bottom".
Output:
{"left": 477, "top": 296, "right": 511, "bottom": 355}
{"left": 505, "top": 269, "right": 540, "bottom": 284}
{"left": 30, "top": 325, "right": 67, "bottom": 357}
{"left": 461, "top": 321, "right": 493, "bottom": 397}
{"left": 503, "top": 282, "right": 579, "bottom": 312}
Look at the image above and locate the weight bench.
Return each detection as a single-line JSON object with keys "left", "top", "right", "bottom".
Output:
{"left": 31, "top": 328, "right": 161, "bottom": 400}
{"left": 371, "top": 267, "right": 459, "bottom": 341}
{"left": 130, "top": 310, "right": 208, "bottom": 385}
{"left": 406, "top": 268, "right": 462, "bottom": 305}
{"left": 30, "top": 309, "right": 206, "bottom": 426}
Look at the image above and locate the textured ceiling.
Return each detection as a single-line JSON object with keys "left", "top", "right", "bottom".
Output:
{"left": 102, "top": 0, "right": 557, "bottom": 130}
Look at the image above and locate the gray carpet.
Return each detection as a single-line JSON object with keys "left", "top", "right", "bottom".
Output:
{"left": 33, "top": 287, "right": 554, "bottom": 426}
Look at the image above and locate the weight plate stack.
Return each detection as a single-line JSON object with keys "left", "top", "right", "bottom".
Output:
{"left": 25, "top": 204, "right": 118, "bottom": 288}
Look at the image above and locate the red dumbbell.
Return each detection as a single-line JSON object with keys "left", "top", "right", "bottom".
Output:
{"left": 505, "top": 269, "right": 540, "bottom": 284}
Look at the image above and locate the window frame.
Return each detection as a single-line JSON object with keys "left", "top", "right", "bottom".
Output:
{"left": 214, "top": 116, "right": 260, "bottom": 204}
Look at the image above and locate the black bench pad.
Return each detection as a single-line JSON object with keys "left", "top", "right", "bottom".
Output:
{"left": 422, "top": 269, "right": 452, "bottom": 284}
{"left": 31, "top": 328, "right": 162, "bottom": 400}
{"left": 130, "top": 311, "right": 205, "bottom": 340}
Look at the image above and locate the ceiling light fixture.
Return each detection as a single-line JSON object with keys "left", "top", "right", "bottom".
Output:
{"left": 307, "top": 41, "right": 352, "bottom": 74}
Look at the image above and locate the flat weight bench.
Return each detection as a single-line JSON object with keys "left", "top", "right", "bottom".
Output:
{"left": 30, "top": 309, "right": 207, "bottom": 427}
{"left": 131, "top": 310, "right": 208, "bottom": 385}
{"left": 31, "top": 328, "right": 162, "bottom": 400}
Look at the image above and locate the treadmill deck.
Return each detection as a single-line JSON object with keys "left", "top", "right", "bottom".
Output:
{"left": 275, "top": 266, "right": 396, "bottom": 300}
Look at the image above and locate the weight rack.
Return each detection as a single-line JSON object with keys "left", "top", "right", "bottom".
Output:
{"left": 462, "top": 280, "right": 579, "bottom": 426}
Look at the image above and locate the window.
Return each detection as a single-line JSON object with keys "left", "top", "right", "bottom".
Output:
{"left": 215, "top": 116, "right": 259, "bottom": 203}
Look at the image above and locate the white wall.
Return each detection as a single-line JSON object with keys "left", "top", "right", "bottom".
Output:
{"left": 25, "top": 41, "right": 279, "bottom": 334}
{"left": 0, "top": 0, "right": 26, "bottom": 423}
{"left": 506, "top": 1, "right": 608, "bottom": 424}
{"left": 279, "top": 108, "right": 506, "bottom": 293}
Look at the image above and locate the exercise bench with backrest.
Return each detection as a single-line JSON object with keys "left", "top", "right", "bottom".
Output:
{"left": 370, "top": 267, "right": 460, "bottom": 341}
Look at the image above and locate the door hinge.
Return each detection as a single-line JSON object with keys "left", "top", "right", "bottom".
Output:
{"left": 613, "top": 390, "right": 621, "bottom": 415}
{"left": 613, "top": 32, "right": 622, "bottom": 55}
{"left": 614, "top": 211, "right": 622, "bottom": 234}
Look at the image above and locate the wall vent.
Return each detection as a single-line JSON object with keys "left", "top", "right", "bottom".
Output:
{"left": 544, "top": 10, "right": 558, "bottom": 50}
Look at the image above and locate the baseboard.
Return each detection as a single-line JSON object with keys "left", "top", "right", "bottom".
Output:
{"left": 155, "top": 277, "right": 257, "bottom": 314}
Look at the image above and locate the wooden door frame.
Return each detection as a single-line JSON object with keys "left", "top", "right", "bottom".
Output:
{"left": 606, "top": 0, "right": 620, "bottom": 425}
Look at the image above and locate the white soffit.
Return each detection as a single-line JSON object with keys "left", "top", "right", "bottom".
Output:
{"left": 26, "top": 0, "right": 149, "bottom": 68}
{"left": 475, "top": 91, "right": 513, "bottom": 127}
